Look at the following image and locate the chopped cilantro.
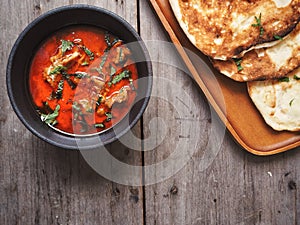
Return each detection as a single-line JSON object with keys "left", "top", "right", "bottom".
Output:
{"left": 49, "top": 66, "right": 67, "bottom": 75}
{"left": 96, "top": 96, "right": 103, "bottom": 106}
{"left": 95, "top": 123, "right": 105, "bottom": 128}
{"left": 99, "top": 54, "right": 108, "bottom": 71}
{"left": 104, "top": 32, "right": 120, "bottom": 52}
{"left": 54, "top": 79, "right": 64, "bottom": 99}
{"left": 86, "top": 108, "right": 94, "bottom": 113}
{"left": 105, "top": 112, "right": 113, "bottom": 122}
{"left": 278, "top": 77, "right": 290, "bottom": 82}
{"left": 72, "top": 102, "right": 81, "bottom": 111}
{"left": 104, "top": 33, "right": 111, "bottom": 48}
{"left": 274, "top": 35, "right": 283, "bottom": 40}
{"left": 233, "top": 58, "right": 243, "bottom": 72}
{"left": 73, "top": 72, "right": 88, "bottom": 79}
{"left": 81, "top": 46, "right": 94, "bottom": 60}
{"left": 94, "top": 54, "right": 108, "bottom": 74}
{"left": 109, "top": 70, "right": 131, "bottom": 86}
{"left": 252, "top": 13, "right": 264, "bottom": 36}
{"left": 61, "top": 40, "right": 74, "bottom": 54}
{"left": 293, "top": 75, "right": 300, "bottom": 80}
{"left": 40, "top": 105, "right": 60, "bottom": 126}
{"left": 65, "top": 72, "right": 88, "bottom": 79}
{"left": 81, "top": 61, "right": 89, "bottom": 66}
{"left": 110, "top": 66, "right": 116, "bottom": 76}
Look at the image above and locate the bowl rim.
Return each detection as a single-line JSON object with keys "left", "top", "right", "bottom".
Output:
{"left": 6, "top": 4, "right": 153, "bottom": 150}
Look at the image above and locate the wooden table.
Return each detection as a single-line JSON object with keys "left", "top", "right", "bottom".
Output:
{"left": 1, "top": 0, "right": 299, "bottom": 224}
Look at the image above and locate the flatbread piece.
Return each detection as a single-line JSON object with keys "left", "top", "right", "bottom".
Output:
{"left": 248, "top": 67, "right": 300, "bottom": 131}
{"left": 169, "top": 0, "right": 300, "bottom": 60}
{"left": 212, "top": 22, "right": 300, "bottom": 81}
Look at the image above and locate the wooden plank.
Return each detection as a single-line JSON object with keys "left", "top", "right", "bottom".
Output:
{"left": 0, "top": 0, "right": 143, "bottom": 224}
{"left": 141, "top": 1, "right": 300, "bottom": 224}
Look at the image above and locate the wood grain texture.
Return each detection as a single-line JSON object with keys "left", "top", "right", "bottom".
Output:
{"left": 142, "top": 1, "right": 300, "bottom": 224}
{"left": 1, "top": 0, "right": 143, "bottom": 224}
{"left": 1, "top": 0, "right": 300, "bottom": 224}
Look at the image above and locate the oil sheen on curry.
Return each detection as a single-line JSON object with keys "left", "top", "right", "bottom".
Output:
{"left": 29, "top": 26, "right": 138, "bottom": 135}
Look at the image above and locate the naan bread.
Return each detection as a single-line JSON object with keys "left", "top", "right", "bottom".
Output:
{"left": 248, "top": 67, "right": 300, "bottom": 131}
{"left": 169, "top": 0, "right": 300, "bottom": 60}
{"left": 212, "top": 23, "right": 300, "bottom": 81}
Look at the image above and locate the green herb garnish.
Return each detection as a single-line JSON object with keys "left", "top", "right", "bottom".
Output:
{"left": 252, "top": 13, "right": 264, "bottom": 36}
{"left": 74, "top": 72, "right": 88, "bottom": 79}
{"left": 81, "top": 61, "right": 89, "bottom": 66}
{"left": 66, "top": 72, "right": 88, "bottom": 79}
{"left": 86, "top": 108, "right": 94, "bottom": 113}
{"left": 72, "top": 102, "right": 81, "bottom": 111}
{"left": 61, "top": 40, "right": 74, "bottom": 54}
{"left": 278, "top": 77, "right": 290, "bottom": 82}
{"left": 41, "top": 105, "right": 60, "bottom": 126}
{"left": 61, "top": 72, "right": 77, "bottom": 89}
{"left": 109, "top": 70, "right": 131, "bottom": 86}
{"left": 94, "top": 54, "right": 109, "bottom": 74}
{"left": 294, "top": 75, "right": 300, "bottom": 80}
{"left": 233, "top": 58, "right": 243, "bottom": 72}
{"left": 95, "top": 123, "right": 105, "bottom": 128}
{"left": 49, "top": 66, "right": 67, "bottom": 75}
{"left": 289, "top": 98, "right": 295, "bottom": 107}
{"left": 104, "top": 32, "right": 120, "bottom": 52}
{"left": 105, "top": 33, "right": 111, "bottom": 48}
{"left": 72, "top": 102, "right": 88, "bottom": 132}
{"left": 110, "top": 66, "right": 116, "bottom": 76}
{"left": 274, "top": 35, "right": 283, "bottom": 40}
{"left": 105, "top": 112, "right": 113, "bottom": 122}
{"left": 54, "top": 79, "right": 64, "bottom": 99}
{"left": 77, "top": 116, "right": 88, "bottom": 133}
{"left": 98, "top": 54, "right": 108, "bottom": 73}
{"left": 82, "top": 46, "right": 94, "bottom": 60}
{"left": 96, "top": 96, "right": 103, "bottom": 107}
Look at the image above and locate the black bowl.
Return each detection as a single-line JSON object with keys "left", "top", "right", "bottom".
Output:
{"left": 6, "top": 5, "right": 152, "bottom": 150}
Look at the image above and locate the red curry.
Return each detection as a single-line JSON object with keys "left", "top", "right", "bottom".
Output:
{"left": 29, "top": 26, "right": 138, "bottom": 135}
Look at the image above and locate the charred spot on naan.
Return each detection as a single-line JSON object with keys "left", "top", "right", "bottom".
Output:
{"left": 212, "top": 22, "right": 300, "bottom": 82}
{"left": 169, "top": 0, "right": 300, "bottom": 60}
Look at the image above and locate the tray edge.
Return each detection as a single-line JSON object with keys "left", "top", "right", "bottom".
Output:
{"left": 149, "top": 0, "right": 300, "bottom": 156}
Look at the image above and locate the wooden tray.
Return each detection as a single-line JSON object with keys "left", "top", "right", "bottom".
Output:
{"left": 149, "top": 0, "right": 300, "bottom": 155}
